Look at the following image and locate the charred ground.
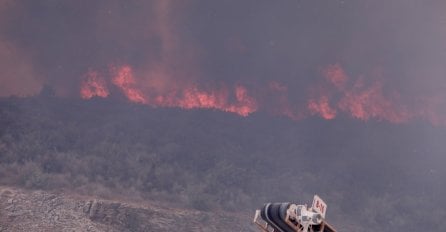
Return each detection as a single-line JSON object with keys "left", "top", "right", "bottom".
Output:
{"left": 1, "top": 94, "right": 446, "bottom": 231}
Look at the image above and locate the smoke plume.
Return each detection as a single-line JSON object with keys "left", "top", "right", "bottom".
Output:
{"left": 1, "top": 0, "right": 446, "bottom": 124}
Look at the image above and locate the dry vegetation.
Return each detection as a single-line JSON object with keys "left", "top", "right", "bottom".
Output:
{"left": 1, "top": 93, "right": 446, "bottom": 231}
{"left": 0, "top": 186, "right": 254, "bottom": 231}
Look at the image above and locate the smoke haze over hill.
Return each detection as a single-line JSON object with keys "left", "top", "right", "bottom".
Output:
{"left": 1, "top": 1, "right": 446, "bottom": 231}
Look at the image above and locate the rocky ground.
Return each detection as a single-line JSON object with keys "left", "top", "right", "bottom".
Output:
{"left": 0, "top": 186, "right": 256, "bottom": 232}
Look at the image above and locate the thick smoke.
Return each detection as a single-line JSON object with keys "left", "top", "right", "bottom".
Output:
{"left": 1, "top": 0, "right": 445, "bottom": 124}
{"left": 0, "top": 0, "right": 41, "bottom": 96}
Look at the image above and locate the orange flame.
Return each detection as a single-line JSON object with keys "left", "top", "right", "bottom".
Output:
{"left": 314, "top": 64, "right": 442, "bottom": 123}
{"left": 308, "top": 96, "right": 337, "bottom": 120}
{"left": 111, "top": 65, "right": 147, "bottom": 104}
{"left": 99, "top": 65, "right": 258, "bottom": 117}
{"left": 337, "top": 78, "right": 410, "bottom": 123}
{"left": 80, "top": 70, "right": 109, "bottom": 99}
{"left": 309, "top": 65, "right": 412, "bottom": 122}
{"left": 230, "top": 85, "right": 258, "bottom": 116}
{"left": 80, "top": 63, "right": 446, "bottom": 126}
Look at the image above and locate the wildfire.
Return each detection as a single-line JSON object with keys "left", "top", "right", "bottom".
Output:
{"left": 308, "top": 64, "right": 412, "bottom": 122}
{"left": 111, "top": 65, "right": 147, "bottom": 104}
{"left": 81, "top": 65, "right": 257, "bottom": 117}
{"left": 167, "top": 84, "right": 257, "bottom": 116}
{"left": 308, "top": 64, "right": 446, "bottom": 124}
{"left": 308, "top": 96, "right": 337, "bottom": 120}
{"left": 80, "top": 70, "right": 109, "bottom": 99}
{"left": 79, "top": 63, "right": 446, "bottom": 126}
{"left": 337, "top": 79, "right": 410, "bottom": 123}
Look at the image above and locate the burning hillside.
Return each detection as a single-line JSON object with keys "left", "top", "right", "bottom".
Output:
{"left": 80, "top": 63, "right": 446, "bottom": 125}
{"left": 1, "top": 2, "right": 446, "bottom": 231}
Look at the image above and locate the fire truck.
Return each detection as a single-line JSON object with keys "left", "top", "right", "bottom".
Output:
{"left": 253, "top": 195, "right": 336, "bottom": 232}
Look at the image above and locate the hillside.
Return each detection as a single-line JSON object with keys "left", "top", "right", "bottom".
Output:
{"left": 1, "top": 95, "right": 446, "bottom": 231}
{"left": 0, "top": 186, "right": 254, "bottom": 231}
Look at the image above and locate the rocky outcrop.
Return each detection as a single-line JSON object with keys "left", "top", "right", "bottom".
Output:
{"left": 0, "top": 186, "right": 255, "bottom": 232}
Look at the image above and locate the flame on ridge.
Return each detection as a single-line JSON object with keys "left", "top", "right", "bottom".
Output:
{"left": 80, "top": 63, "right": 446, "bottom": 126}
{"left": 308, "top": 64, "right": 446, "bottom": 124}
{"left": 81, "top": 65, "right": 257, "bottom": 117}
{"left": 80, "top": 70, "right": 109, "bottom": 99}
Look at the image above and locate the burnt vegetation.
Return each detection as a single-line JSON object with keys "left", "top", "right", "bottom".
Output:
{"left": 1, "top": 93, "right": 446, "bottom": 231}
